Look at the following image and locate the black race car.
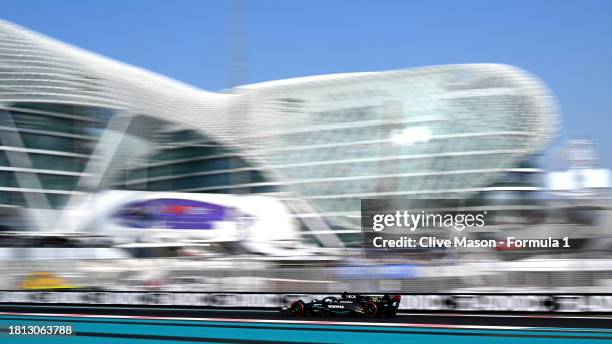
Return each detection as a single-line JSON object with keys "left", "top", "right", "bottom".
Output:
{"left": 280, "top": 293, "right": 401, "bottom": 318}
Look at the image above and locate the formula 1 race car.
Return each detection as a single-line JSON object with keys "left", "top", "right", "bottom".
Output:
{"left": 280, "top": 293, "right": 401, "bottom": 318}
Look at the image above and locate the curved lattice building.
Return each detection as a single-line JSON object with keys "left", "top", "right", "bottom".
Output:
{"left": 0, "top": 21, "right": 559, "bottom": 244}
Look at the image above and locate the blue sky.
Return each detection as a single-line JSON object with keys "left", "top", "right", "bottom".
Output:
{"left": 3, "top": 0, "right": 612, "bottom": 168}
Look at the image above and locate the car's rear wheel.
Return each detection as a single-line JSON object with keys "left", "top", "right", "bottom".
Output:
{"left": 290, "top": 300, "right": 306, "bottom": 317}
{"left": 363, "top": 302, "right": 378, "bottom": 318}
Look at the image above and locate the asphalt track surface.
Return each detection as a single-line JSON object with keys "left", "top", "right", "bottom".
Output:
{"left": 2, "top": 304, "right": 612, "bottom": 343}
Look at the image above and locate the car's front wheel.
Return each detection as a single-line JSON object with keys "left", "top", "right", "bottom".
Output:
{"left": 363, "top": 302, "right": 378, "bottom": 318}
{"left": 290, "top": 300, "right": 306, "bottom": 317}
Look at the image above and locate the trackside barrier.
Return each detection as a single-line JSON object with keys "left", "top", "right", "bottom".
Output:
{"left": 2, "top": 291, "right": 612, "bottom": 312}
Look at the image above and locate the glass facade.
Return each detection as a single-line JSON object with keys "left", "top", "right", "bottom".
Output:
{"left": 0, "top": 104, "right": 276, "bottom": 210}
{"left": 0, "top": 103, "right": 111, "bottom": 208}
{"left": 111, "top": 129, "right": 276, "bottom": 195}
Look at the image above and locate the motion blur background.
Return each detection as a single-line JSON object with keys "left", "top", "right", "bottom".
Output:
{"left": 0, "top": 0, "right": 611, "bottom": 293}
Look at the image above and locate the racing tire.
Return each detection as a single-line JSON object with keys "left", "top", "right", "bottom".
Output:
{"left": 363, "top": 302, "right": 378, "bottom": 318}
{"left": 290, "top": 300, "right": 306, "bottom": 317}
